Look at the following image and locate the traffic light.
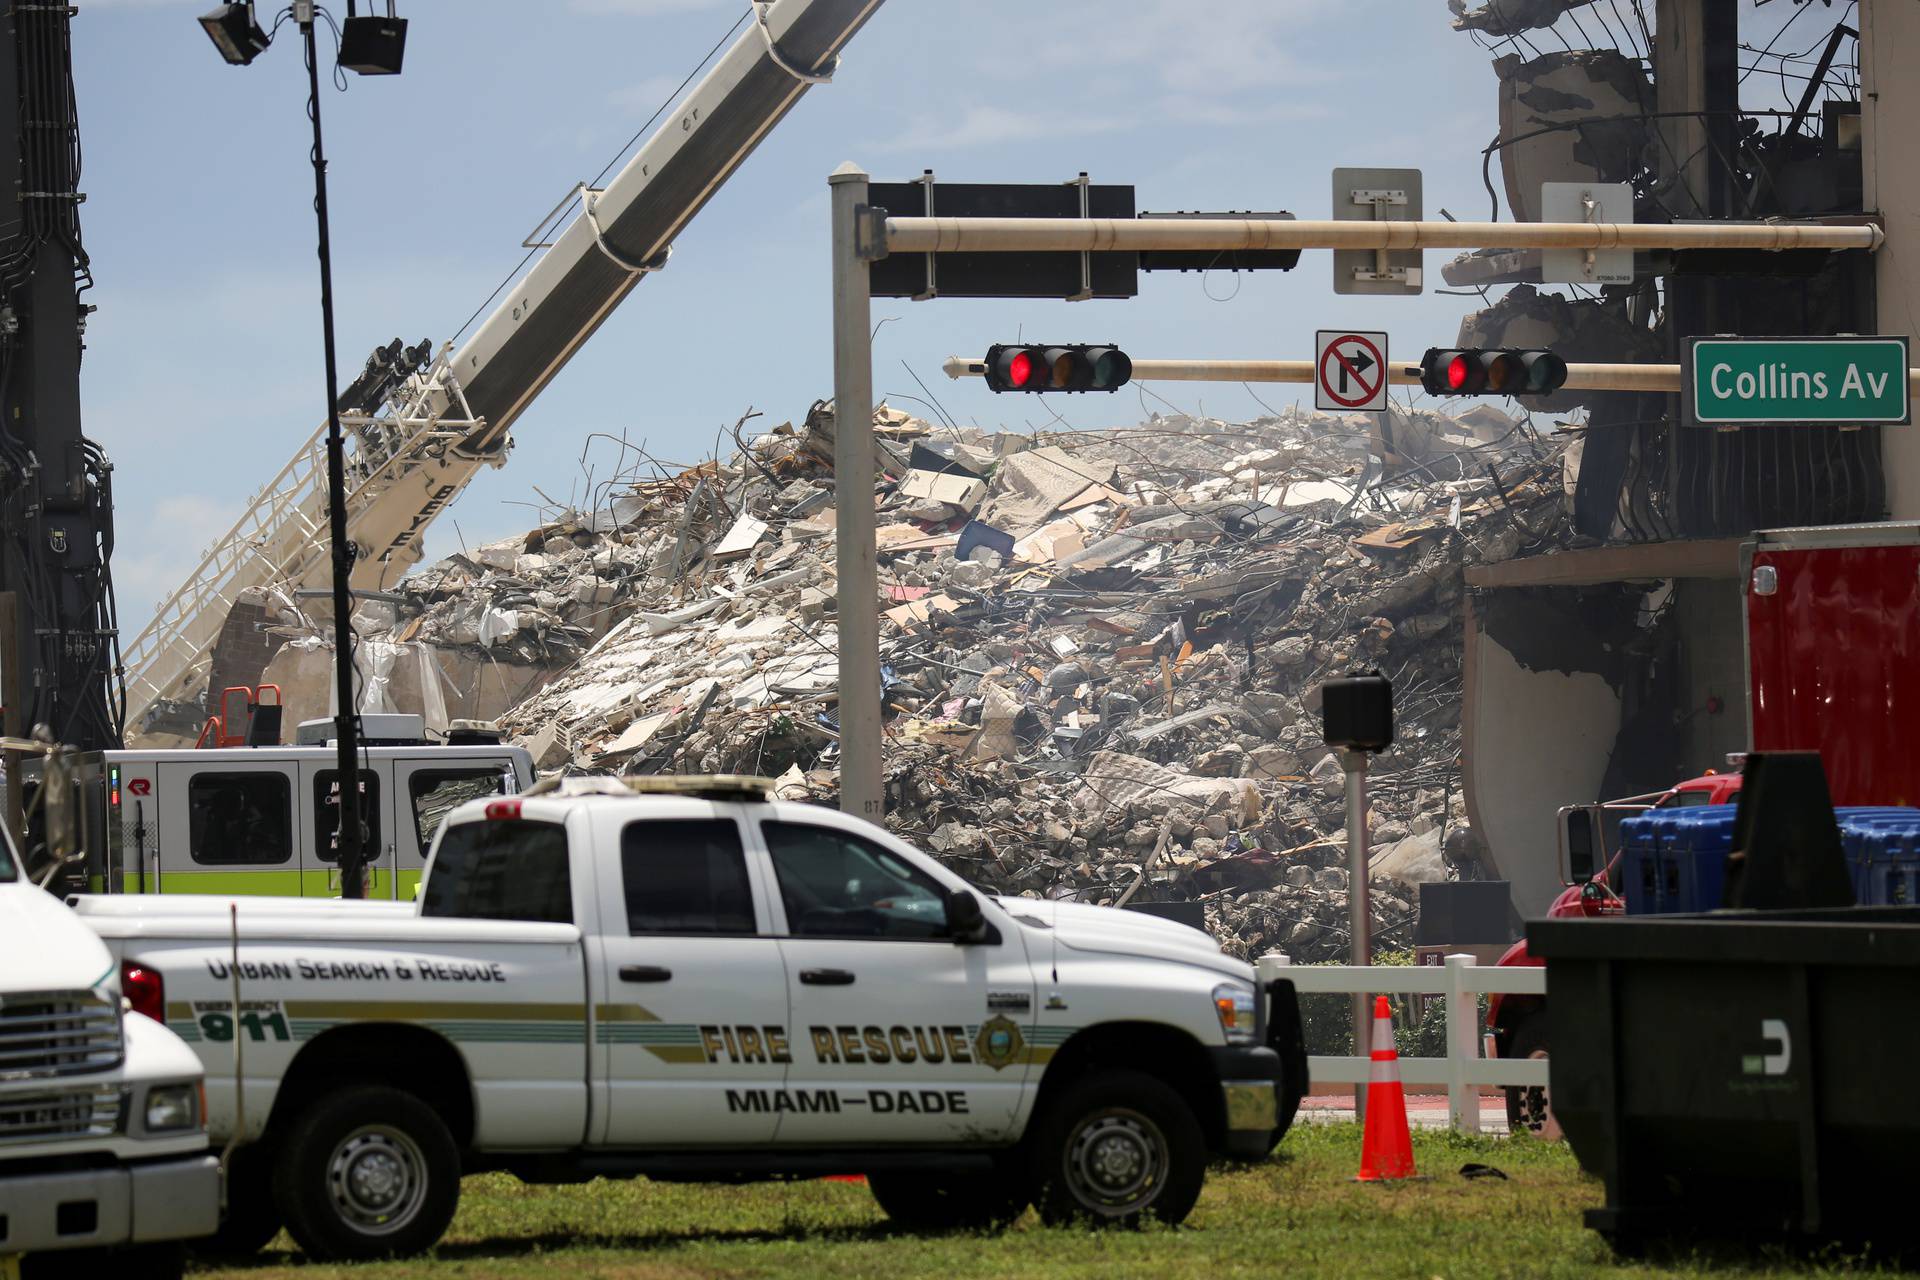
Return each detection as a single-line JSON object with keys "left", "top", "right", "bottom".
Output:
{"left": 983, "top": 344, "right": 1132, "bottom": 393}
{"left": 1420, "top": 348, "right": 1568, "bottom": 397}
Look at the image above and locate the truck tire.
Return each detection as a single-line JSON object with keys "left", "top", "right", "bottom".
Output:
{"left": 272, "top": 1085, "right": 460, "bottom": 1260}
{"left": 1030, "top": 1070, "right": 1205, "bottom": 1227}
{"left": 1503, "top": 1013, "right": 1559, "bottom": 1139}
{"left": 194, "top": 1143, "right": 283, "bottom": 1256}
{"left": 868, "top": 1167, "right": 1029, "bottom": 1230}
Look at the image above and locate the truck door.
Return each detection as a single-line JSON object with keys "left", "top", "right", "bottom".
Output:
{"left": 758, "top": 819, "right": 1036, "bottom": 1145}
{"left": 155, "top": 761, "right": 299, "bottom": 893}
{"left": 590, "top": 805, "right": 787, "bottom": 1146}
{"left": 300, "top": 759, "right": 397, "bottom": 898}
{"left": 394, "top": 759, "right": 515, "bottom": 897}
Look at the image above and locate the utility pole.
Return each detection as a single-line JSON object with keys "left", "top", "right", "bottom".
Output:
{"left": 1342, "top": 747, "right": 1372, "bottom": 1119}
{"left": 298, "top": 7, "right": 369, "bottom": 898}
{"left": 828, "top": 161, "right": 882, "bottom": 824}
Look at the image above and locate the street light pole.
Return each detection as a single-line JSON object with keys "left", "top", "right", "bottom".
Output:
{"left": 299, "top": 8, "right": 367, "bottom": 898}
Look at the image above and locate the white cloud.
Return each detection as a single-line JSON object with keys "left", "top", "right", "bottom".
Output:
{"left": 869, "top": 103, "right": 1130, "bottom": 154}
{"left": 569, "top": 0, "right": 730, "bottom": 13}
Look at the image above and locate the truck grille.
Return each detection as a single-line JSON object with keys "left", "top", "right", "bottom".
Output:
{"left": 0, "top": 1083, "right": 123, "bottom": 1146}
{"left": 0, "top": 991, "right": 124, "bottom": 1081}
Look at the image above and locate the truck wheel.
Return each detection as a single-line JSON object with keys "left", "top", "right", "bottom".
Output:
{"left": 1030, "top": 1070, "right": 1205, "bottom": 1228}
{"left": 195, "top": 1143, "right": 283, "bottom": 1256}
{"left": 868, "top": 1168, "right": 1029, "bottom": 1230}
{"left": 1503, "top": 1013, "right": 1560, "bottom": 1140}
{"left": 272, "top": 1085, "right": 460, "bottom": 1260}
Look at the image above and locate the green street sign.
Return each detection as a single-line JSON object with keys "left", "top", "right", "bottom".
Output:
{"left": 1684, "top": 335, "right": 1910, "bottom": 427}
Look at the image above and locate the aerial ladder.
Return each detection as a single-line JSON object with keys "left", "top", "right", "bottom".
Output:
{"left": 120, "top": 0, "right": 884, "bottom": 735}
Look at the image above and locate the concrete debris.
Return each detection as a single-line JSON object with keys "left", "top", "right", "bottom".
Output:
{"left": 1449, "top": 0, "right": 1597, "bottom": 37}
{"left": 1493, "top": 49, "right": 1653, "bottom": 223}
{"left": 246, "top": 395, "right": 1569, "bottom": 962}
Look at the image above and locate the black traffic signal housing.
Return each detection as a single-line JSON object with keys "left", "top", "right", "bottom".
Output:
{"left": 1321, "top": 670, "right": 1393, "bottom": 753}
{"left": 983, "top": 344, "right": 1132, "bottom": 393}
{"left": 1420, "top": 347, "right": 1568, "bottom": 398}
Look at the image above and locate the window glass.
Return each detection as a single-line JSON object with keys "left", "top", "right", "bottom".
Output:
{"left": 0, "top": 823, "right": 16, "bottom": 881}
{"left": 408, "top": 768, "right": 507, "bottom": 852}
{"left": 620, "top": 819, "right": 755, "bottom": 936}
{"left": 187, "top": 773, "right": 293, "bottom": 866}
{"left": 761, "top": 821, "right": 948, "bottom": 940}
{"left": 313, "top": 770, "right": 381, "bottom": 864}
{"left": 420, "top": 819, "right": 571, "bottom": 923}
{"left": 1665, "top": 789, "right": 1716, "bottom": 808}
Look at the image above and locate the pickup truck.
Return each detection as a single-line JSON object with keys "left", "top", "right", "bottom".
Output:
{"left": 0, "top": 817, "right": 219, "bottom": 1279}
{"left": 74, "top": 775, "right": 1307, "bottom": 1260}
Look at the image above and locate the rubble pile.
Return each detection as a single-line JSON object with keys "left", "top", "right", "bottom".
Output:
{"left": 341, "top": 396, "right": 1571, "bottom": 961}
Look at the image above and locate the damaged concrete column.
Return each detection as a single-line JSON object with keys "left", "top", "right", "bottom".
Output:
{"left": 830, "top": 162, "right": 883, "bottom": 823}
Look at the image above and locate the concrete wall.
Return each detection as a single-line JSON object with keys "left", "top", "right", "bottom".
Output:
{"left": 1462, "top": 600, "right": 1624, "bottom": 917}
{"left": 1865, "top": 0, "right": 1920, "bottom": 515}
{"left": 1674, "top": 577, "right": 1749, "bottom": 774}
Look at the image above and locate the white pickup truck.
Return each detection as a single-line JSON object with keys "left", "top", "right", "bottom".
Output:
{"left": 74, "top": 776, "right": 1307, "bottom": 1260}
{"left": 0, "top": 822, "right": 218, "bottom": 1279}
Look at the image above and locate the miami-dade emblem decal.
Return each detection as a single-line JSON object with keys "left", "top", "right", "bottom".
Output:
{"left": 974, "top": 1015, "right": 1024, "bottom": 1071}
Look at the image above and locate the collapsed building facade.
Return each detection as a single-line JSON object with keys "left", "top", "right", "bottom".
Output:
{"left": 207, "top": 397, "right": 1569, "bottom": 960}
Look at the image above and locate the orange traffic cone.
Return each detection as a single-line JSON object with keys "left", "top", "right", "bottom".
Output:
{"left": 1356, "top": 994, "right": 1417, "bottom": 1181}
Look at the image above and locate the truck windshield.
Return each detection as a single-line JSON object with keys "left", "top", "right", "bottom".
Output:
{"left": 421, "top": 819, "right": 571, "bottom": 924}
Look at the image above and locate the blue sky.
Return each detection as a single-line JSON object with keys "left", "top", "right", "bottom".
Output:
{"left": 70, "top": 0, "right": 1822, "bottom": 634}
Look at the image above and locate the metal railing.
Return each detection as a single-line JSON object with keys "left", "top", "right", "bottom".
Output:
{"left": 1257, "top": 953, "right": 1548, "bottom": 1134}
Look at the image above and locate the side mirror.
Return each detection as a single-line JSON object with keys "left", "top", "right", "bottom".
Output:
{"left": 945, "top": 888, "right": 987, "bottom": 944}
{"left": 1561, "top": 805, "right": 1598, "bottom": 884}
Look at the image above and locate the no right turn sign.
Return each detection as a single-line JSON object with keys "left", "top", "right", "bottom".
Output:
{"left": 1316, "top": 330, "right": 1389, "bottom": 413}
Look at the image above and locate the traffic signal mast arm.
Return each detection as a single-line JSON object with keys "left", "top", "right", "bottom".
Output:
{"left": 944, "top": 356, "right": 1920, "bottom": 396}
{"left": 120, "top": 0, "right": 886, "bottom": 731}
{"left": 885, "top": 215, "right": 1882, "bottom": 257}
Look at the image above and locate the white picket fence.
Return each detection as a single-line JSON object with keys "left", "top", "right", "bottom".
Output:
{"left": 1256, "top": 953, "right": 1549, "bottom": 1133}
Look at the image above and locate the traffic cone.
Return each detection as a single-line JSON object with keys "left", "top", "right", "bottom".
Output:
{"left": 1356, "top": 995, "right": 1417, "bottom": 1181}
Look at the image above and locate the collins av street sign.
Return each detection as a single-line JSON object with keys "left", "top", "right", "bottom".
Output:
{"left": 1683, "top": 335, "right": 1910, "bottom": 427}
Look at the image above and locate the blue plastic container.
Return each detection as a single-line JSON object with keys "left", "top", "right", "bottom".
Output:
{"left": 1836, "top": 808, "right": 1920, "bottom": 906}
{"left": 1616, "top": 809, "right": 1666, "bottom": 915}
{"left": 1615, "top": 805, "right": 1920, "bottom": 914}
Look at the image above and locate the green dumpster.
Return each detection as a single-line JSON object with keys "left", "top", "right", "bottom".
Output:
{"left": 1530, "top": 905, "right": 1920, "bottom": 1253}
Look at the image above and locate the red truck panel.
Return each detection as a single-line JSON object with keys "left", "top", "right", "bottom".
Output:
{"left": 1747, "top": 540, "right": 1920, "bottom": 806}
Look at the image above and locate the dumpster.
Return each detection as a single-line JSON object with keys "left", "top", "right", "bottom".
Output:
{"left": 1531, "top": 905, "right": 1920, "bottom": 1252}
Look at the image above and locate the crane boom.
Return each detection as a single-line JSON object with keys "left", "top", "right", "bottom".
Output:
{"left": 122, "top": 0, "right": 884, "bottom": 733}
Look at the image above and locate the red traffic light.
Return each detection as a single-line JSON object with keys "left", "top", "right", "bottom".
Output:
{"left": 984, "top": 343, "right": 1132, "bottom": 393}
{"left": 1445, "top": 352, "right": 1473, "bottom": 392}
{"left": 1008, "top": 350, "right": 1036, "bottom": 388}
{"left": 1422, "top": 347, "right": 1567, "bottom": 397}
{"left": 987, "top": 345, "right": 1041, "bottom": 392}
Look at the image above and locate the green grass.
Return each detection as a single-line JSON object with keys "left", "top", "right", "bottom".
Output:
{"left": 186, "top": 1125, "right": 1904, "bottom": 1280}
